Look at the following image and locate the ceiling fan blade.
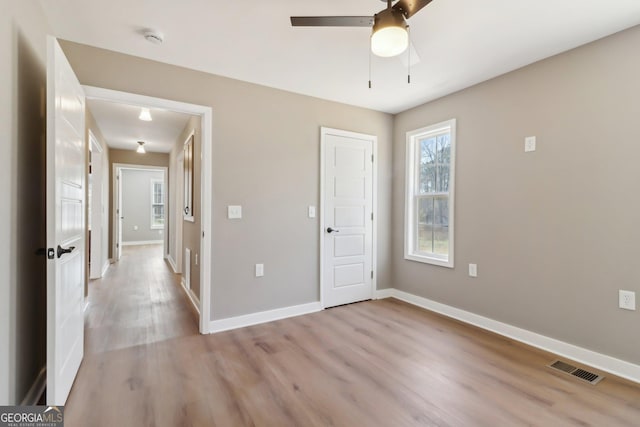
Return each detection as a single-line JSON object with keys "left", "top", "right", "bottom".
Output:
{"left": 392, "top": 0, "right": 434, "bottom": 19}
{"left": 290, "top": 16, "right": 374, "bottom": 27}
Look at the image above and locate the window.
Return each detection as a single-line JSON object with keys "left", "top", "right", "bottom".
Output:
{"left": 151, "top": 179, "right": 165, "bottom": 229}
{"left": 405, "top": 119, "right": 456, "bottom": 267}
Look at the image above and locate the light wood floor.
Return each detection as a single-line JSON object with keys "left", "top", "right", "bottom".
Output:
{"left": 66, "top": 245, "right": 640, "bottom": 426}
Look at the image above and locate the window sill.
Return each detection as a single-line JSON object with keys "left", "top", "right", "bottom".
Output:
{"left": 404, "top": 253, "right": 453, "bottom": 268}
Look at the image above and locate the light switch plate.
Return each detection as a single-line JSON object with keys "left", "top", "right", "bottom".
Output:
{"left": 308, "top": 206, "right": 316, "bottom": 218}
{"left": 255, "top": 263, "right": 264, "bottom": 277}
{"left": 525, "top": 136, "right": 536, "bottom": 152}
{"left": 468, "top": 263, "right": 478, "bottom": 277}
{"left": 228, "top": 205, "right": 242, "bottom": 219}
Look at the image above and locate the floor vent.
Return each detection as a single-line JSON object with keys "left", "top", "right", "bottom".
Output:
{"left": 548, "top": 360, "right": 604, "bottom": 385}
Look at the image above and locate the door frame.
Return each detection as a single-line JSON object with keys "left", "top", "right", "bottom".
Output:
{"left": 319, "top": 127, "right": 378, "bottom": 309}
{"left": 88, "top": 130, "right": 106, "bottom": 279}
{"left": 85, "top": 85, "right": 213, "bottom": 334}
{"left": 112, "top": 164, "right": 168, "bottom": 251}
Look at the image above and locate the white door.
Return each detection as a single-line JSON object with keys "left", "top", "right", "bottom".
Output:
{"left": 175, "top": 150, "right": 184, "bottom": 272}
{"left": 89, "top": 135, "right": 103, "bottom": 279}
{"left": 46, "top": 37, "right": 85, "bottom": 405}
{"left": 322, "top": 127, "right": 375, "bottom": 308}
{"left": 115, "top": 168, "right": 122, "bottom": 261}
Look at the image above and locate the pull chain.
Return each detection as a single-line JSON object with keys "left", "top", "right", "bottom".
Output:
{"left": 407, "top": 26, "right": 411, "bottom": 84}
{"left": 368, "top": 38, "right": 372, "bottom": 89}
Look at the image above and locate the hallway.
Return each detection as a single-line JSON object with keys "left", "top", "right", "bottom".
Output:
{"left": 66, "top": 244, "right": 200, "bottom": 423}
{"left": 84, "top": 245, "right": 198, "bottom": 354}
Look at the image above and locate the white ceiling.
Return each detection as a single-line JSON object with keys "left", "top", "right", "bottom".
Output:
{"left": 87, "top": 99, "right": 192, "bottom": 153}
{"left": 41, "top": 0, "right": 640, "bottom": 114}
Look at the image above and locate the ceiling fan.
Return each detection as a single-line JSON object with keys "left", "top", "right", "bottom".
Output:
{"left": 291, "top": 0, "right": 434, "bottom": 58}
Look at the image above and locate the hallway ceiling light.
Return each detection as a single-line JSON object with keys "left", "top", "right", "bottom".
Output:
{"left": 139, "top": 107, "right": 152, "bottom": 121}
{"left": 137, "top": 141, "right": 146, "bottom": 153}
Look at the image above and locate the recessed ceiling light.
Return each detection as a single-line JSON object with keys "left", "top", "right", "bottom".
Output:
{"left": 144, "top": 30, "right": 164, "bottom": 45}
{"left": 139, "top": 107, "right": 152, "bottom": 121}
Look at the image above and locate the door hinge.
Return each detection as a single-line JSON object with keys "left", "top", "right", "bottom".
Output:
{"left": 371, "top": 212, "right": 374, "bottom": 221}
{"left": 371, "top": 154, "right": 374, "bottom": 162}
{"left": 371, "top": 270, "right": 374, "bottom": 279}
{"left": 116, "top": 243, "right": 119, "bottom": 248}
{"left": 202, "top": 231, "right": 205, "bottom": 238}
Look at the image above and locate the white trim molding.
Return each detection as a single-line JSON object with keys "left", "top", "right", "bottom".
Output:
{"left": 101, "top": 260, "right": 110, "bottom": 277}
{"left": 180, "top": 278, "right": 200, "bottom": 314}
{"left": 166, "top": 255, "right": 178, "bottom": 274}
{"left": 122, "top": 240, "right": 163, "bottom": 246}
{"left": 375, "top": 288, "right": 640, "bottom": 384}
{"left": 208, "top": 302, "right": 323, "bottom": 334}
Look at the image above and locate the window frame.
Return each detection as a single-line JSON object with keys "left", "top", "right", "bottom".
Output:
{"left": 404, "top": 118, "right": 456, "bottom": 268}
{"left": 150, "top": 178, "right": 165, "bottom": 229}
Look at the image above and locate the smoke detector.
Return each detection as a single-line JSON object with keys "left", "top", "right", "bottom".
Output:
{"left": 144, "top": 30, "right": 164, "bottom": 45}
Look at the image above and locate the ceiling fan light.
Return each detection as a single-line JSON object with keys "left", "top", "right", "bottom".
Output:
{"left": 371, "top": 26, "right": 408, "bottom": 57}
{"left": 371, "top": 9, "right": 408, "bottom": 57}
{"left": 137, "top": 141, "right": 146, "bottom": 153}
{"left": 139, "top": 107, "right": 152, "bottom": 121}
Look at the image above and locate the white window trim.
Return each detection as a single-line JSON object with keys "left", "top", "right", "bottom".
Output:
{"left": 150, "top": 178, "right": 165, "bottom": 230}
{"left": 404, "top": 118, "right": 456, "bottom": 268}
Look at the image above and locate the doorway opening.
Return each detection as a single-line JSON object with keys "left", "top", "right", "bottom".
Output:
{"left": 113, "top": 164, "right": 168, "bottom": 261}
{"left": 84, "top": 86, "right": 213, "bottom": 334}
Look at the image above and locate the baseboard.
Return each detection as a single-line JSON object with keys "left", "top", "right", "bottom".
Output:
{"left": 208, "top": 302, "right": 323, "bottom": 334}
{"left": 375, "top": 288, "right": 640, "bottom": 384}
{"left": 101, "top": 260, "right": 110, "bottom": 277}
{"left": 122, "top": 240, "right": 163, "bottom": 246}
{"left": 374, "top": 288, "right": 395, "bottom": 299}
{"left": 20, "top": 367, "right": 46, "bottom": 405}
{"left": 166, "top": 255, "right": 178, "bottom": 273}
{"left": 180, "top": 278, "right": 200, "bottom": 314}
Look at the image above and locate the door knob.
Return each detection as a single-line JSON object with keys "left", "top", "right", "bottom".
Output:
{"left": 326, "top": 227, "right": 339, "bottom": 234}
{"left": 57, "top": 245, "right": 76, "bottom": 258}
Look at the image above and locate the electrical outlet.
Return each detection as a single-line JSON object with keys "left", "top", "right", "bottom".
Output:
{"left": 524, "top": 136, "right": 536, "bottom": 152}
{"left": 255, "top": 263, "right": 264, "bottom": 277}
{"left": 195, "top": 253, "right": 198, "bottom": 265}
{"left": 619, "top": 290, "right": 636, "bottom": 311}
{"left": 468, "top": 263, "right": 478, "bottom": 278}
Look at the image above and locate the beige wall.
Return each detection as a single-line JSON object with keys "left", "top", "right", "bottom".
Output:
{"left": 107, "top": 149, "right": 170, "bottom": 258}
{"left": 170, "top": 116, "right": 202, "bottom": 299}
{"left": 61, "top": 40, "right": 394, "bottom": 320}
{"left": 393, "top": 25, "right": 640, "bottom": 365}
{"left": 0, "top": 0, "right": 50, "bottom": 404}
